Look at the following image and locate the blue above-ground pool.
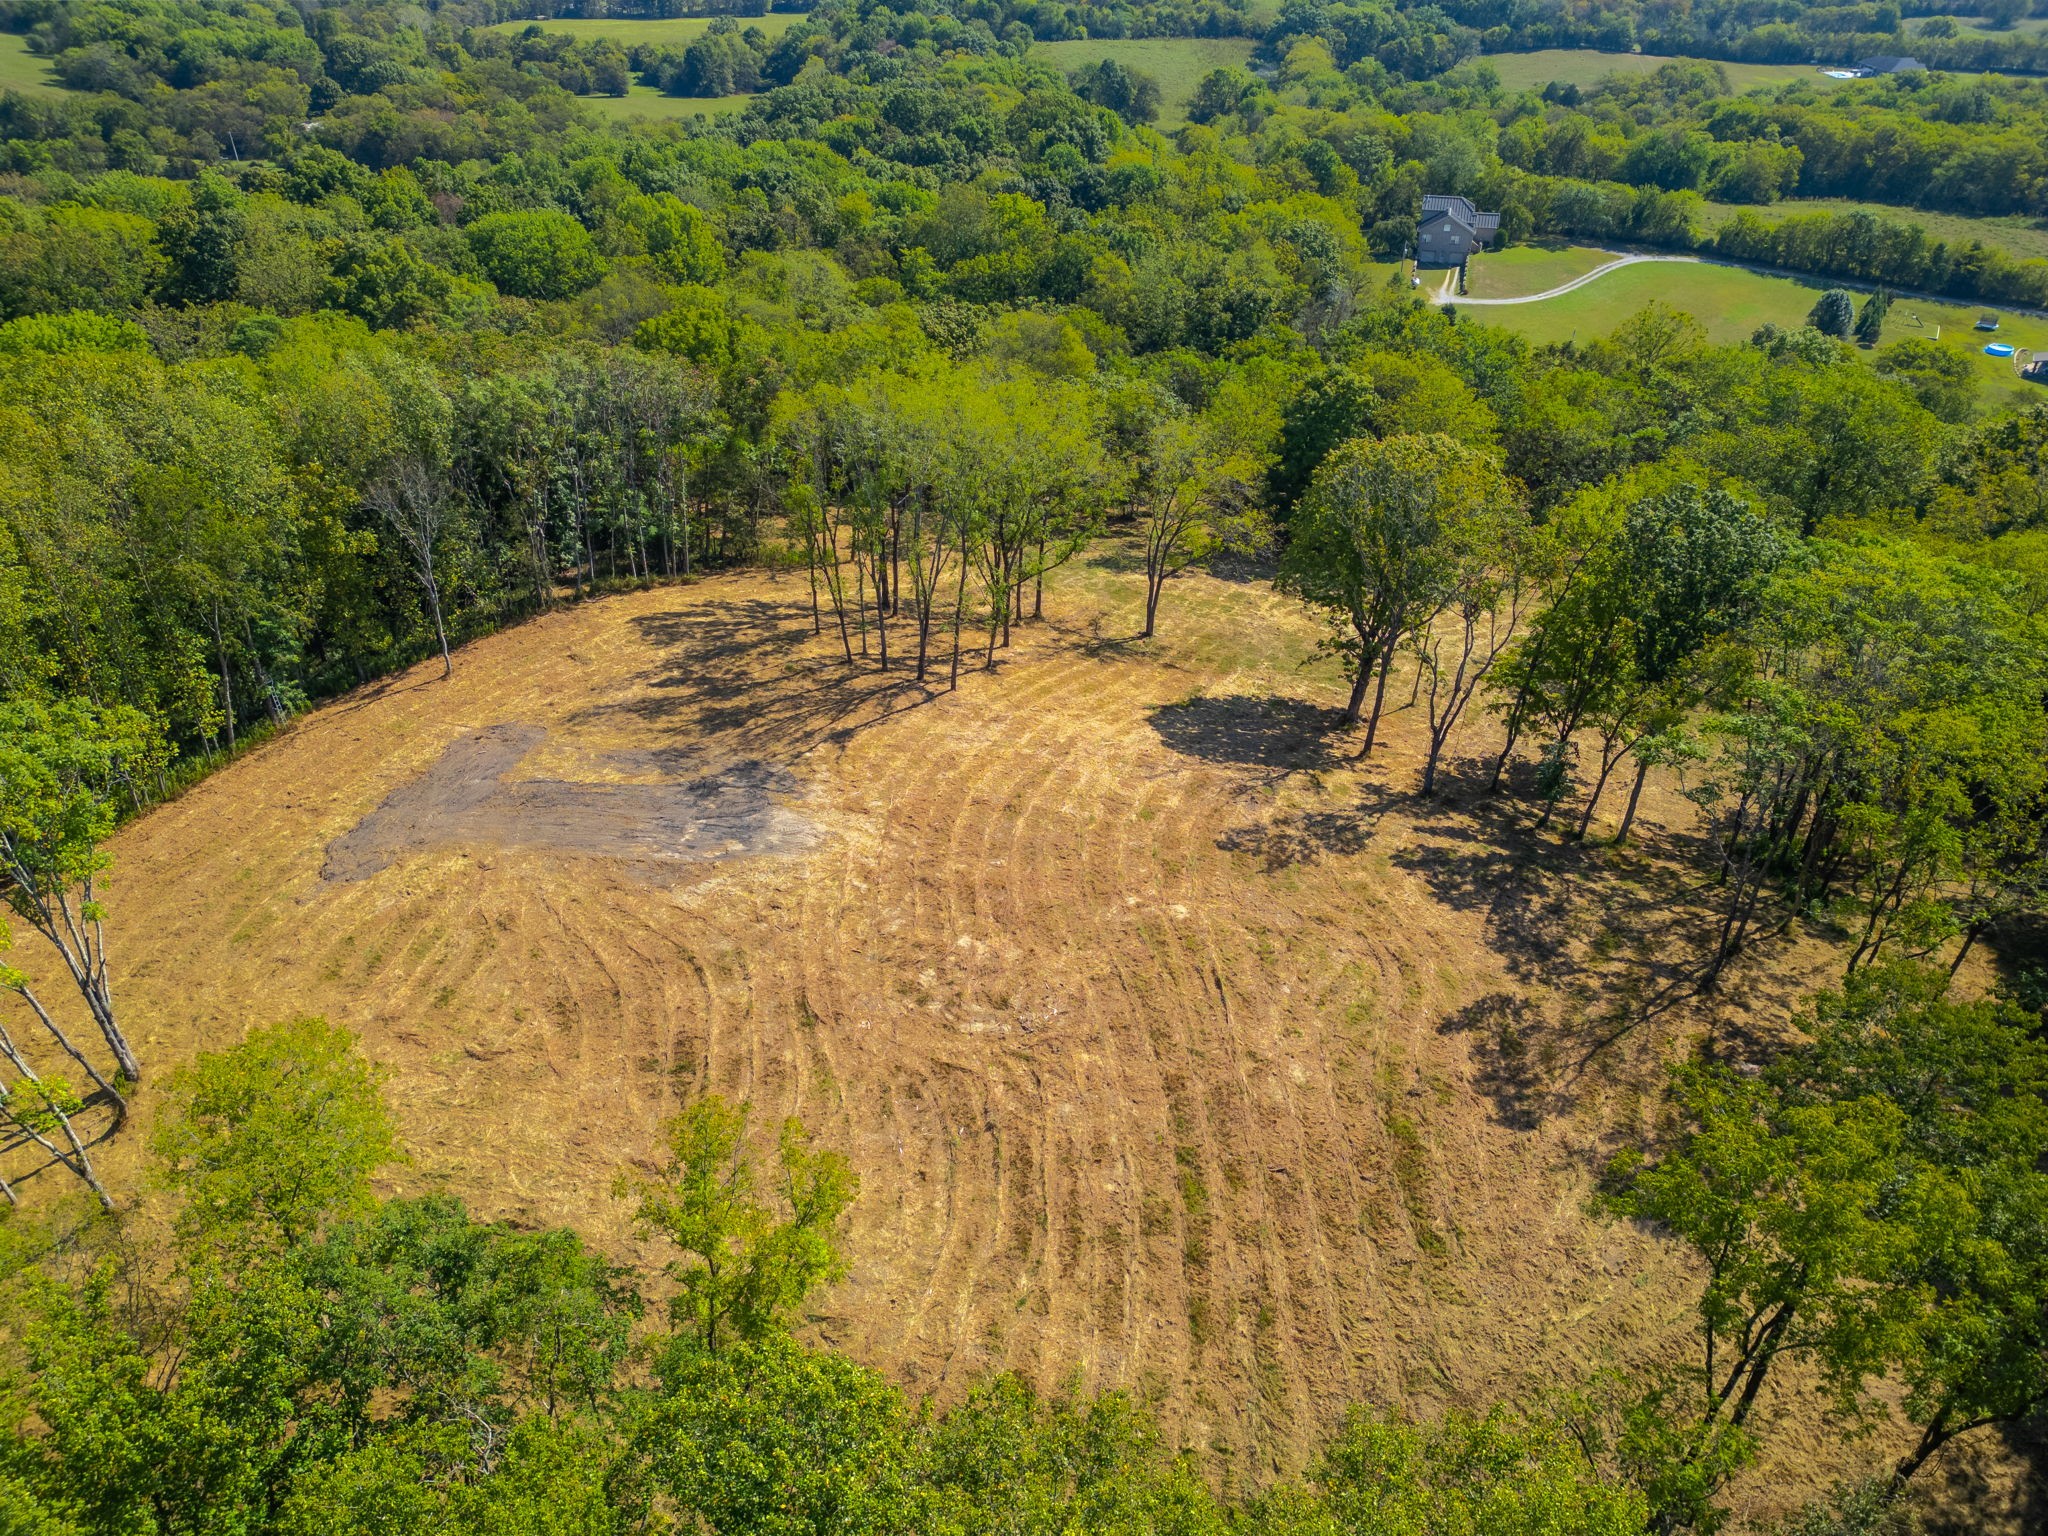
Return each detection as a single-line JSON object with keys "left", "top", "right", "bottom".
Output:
{"left": 1985, "top": 343, "right": 2016, "bottom": 357}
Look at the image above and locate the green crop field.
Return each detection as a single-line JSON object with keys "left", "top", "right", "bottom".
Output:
{"left": 1701, "top": 197, "right": 2048, "bottom": 265}
{"left": 1033, "top": 37, "right": 1257, "bottom": 127}
{"left": 1467, "top": 251, "right": 2048, "bottom": 409}
{"left": 1464, "top": 243, "right": 1619, "bottom": 298}
{"left": 1479, "top": 48, "right": 1855, "bottom": 94}
{"left": 486, "top": 12, "right": 806, "bottom": 44}
{"left": 0, "top": 32, "right": 65, "bottom": 97}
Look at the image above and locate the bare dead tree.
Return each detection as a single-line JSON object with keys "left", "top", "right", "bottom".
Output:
{"left": 0, "top": 839, "right": 138, "bottom": 1094}
{"left": 366, "top": 453, "right": 455, "bottom": 679}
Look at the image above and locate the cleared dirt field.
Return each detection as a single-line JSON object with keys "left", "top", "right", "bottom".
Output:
{"left": 71, "top": 554, "right": 2037, "bottom": 1517}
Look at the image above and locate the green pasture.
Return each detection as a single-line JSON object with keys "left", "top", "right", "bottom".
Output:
{"left": 0, "top": 32, "right": 65, "bottom": 97}
{"left": 1033, "top": 37, "right": 1257, "bottom": 127}
{"left": 1700, "top": 197, "right": 2048, "bottom": 265}
{"left": 584, "top": 86, "right": 756, "bottom": 120}
{"left": 1468, "top": 250, "right": 2048, "bottom": 410}
{"left": 1479, "top": 49, "right": 1854, "bottom": 94}
{"left": 486, "top": 12, "right": 806, "bottom": 44}
{"left": 1464, "top": 243, "right": 1618, "bottom": 298}
{"left": 1906, "top": 13, "right": 2048, "bottom": 36}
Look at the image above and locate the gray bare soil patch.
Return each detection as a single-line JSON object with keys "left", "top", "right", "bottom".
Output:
{"left": 322, "top": 723, "right": 812, "bottom": 882}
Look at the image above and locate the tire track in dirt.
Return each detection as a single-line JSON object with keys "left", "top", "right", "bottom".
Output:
{"left": 58, "top": 564, "right": 1899, "bottom": 1509}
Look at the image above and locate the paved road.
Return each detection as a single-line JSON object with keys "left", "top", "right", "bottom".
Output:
{"left": 1452, "top": 252, "right": 1696, "bottom": 305}
{"left": 1432, "top": 249, "right": 2048, "bottom": 328}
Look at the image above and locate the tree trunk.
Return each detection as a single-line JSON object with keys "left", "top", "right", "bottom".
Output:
{"left": 1361, "top": 631, "right": 1401, "bottom": 752}
{"left": 872, "top": 544, "right": 890, "bottom": 671}
{"left": 1615, "top": 759, "right": 1651, "bottom": 844}
{"left": 949, "top": 521, "right": 970, "bottom": 692}
{"left": 427, "top": 578, "right": 452, "bottom": 679}
{"left": 1487, "top": 715, "right": 1524, "bottom": 794}
{"left": 805, "top": 530, "right": 821, "bottom": 634}
{"left": 241, "top": 615, "right": 286, "bottom": 725}
{"left": 1574, "top": 741, "right": 1625, "bottom": 841}
{"left": 1950, "top": 918, "right": 1987, "bottom": 978}
{"left": 13, "top": 981, "right": 125, "bottom": 1116}
{"left": 1342, "top": 663, "right": 1372, "bottom": 725}
{"left": 211, "top": 604, "right": 235, "bottom": 750}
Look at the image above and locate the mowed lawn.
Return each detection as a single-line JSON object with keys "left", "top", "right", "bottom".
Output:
{"left": 583, "top": 87, "right": 756, "bottom": 121}
{"left": 1479, "top": 49, "right": 1853, "bottom": 94}
{"left": 486, "top": 12, "right": 806, "bottom": 45}
{"left": 1700, "top": 197, "right": 2048, "bottom": 265}
{"left": 1469, "top": 252, "right": 2048, "bottom": 410}
{"left": 1034, "top": 37, "right": 1257, "bottom": 127}
{"left": 1464, "top": 243, "right": 1619, "bottom": 298}
{"left": 1907, "top": 12, "right": 2048, "bottom": 36}
{"left": 0, "top": 32, "right": 65, "bottom": 96}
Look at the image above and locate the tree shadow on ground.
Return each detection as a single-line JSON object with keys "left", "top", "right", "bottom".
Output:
{"left": 1436, "top": 991, "right": 1555, "bottom": 1131}
{"left": 1086, "top": 548, "right": 1146, "bottom": 575}
{"left": 1203, "top": 549, "right": 1281, "bottom": 585}
{"left": 0, "top": 1091, "right": 124, "bottom": 1201}
{"left": 1149, "top": 694, "right": 1346, "bottom": 775}
{"left": 1919, "top": 1417, "right": 2048, "bottom": 1536}
{"left": 1218, "top": 808, "right": 1379, "bottom": 870}
{"left": 571, "top": 596, "right": 953, "bottom": 761}
{"left": 1398, "top": 757, "right": 1820, "bottom": 1130}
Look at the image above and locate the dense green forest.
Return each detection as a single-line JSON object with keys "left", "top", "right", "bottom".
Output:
{"left": 1, "top": 0, "right": 2047, "bottom": 1530}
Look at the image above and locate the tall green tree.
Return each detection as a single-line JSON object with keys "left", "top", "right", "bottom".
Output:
{"left": 151, "top": 1016, "right": 399, "bottom": 1250}
{"left": 1280, "top": 433, "right": 1520, "bottom": 750}
{"left": 1604, "top": 964, "right": 2048, "bottom": 1517}
{"left": 615, "top": 1093, "right": 858, "bottom": 1352}
{"left": 1807, "top": 289, "right": 1855, "bottom": 338}
{"left": 1135, "top": 414, "right": 1267, "bottom": 640}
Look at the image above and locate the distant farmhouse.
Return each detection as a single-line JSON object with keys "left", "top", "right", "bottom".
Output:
{"left": 1856, "top": 55, "right": 1925, "bottom": 74}
{"left": 1416, "top": 194, "right": 1500, "bottom": 268}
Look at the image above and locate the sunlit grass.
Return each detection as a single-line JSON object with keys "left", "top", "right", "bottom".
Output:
{"left": 0, "top": 33, "right": 65, "bottom": 97}
{"left": 1034, "top": 38, "right": 1258, "bottom": 128}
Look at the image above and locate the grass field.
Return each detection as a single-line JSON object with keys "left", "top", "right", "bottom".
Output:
{"left": 1034, "top": 37, "right": 1257, "bottom": 127}
{"left": 1463, "top": 242, "right": 1618, "bottom": 298}
{"left": 1907, "top": 13, "right": 2048, "bottom": 36}
{"left": 1480, "top": 48, "right": 1855, "bottom": 93}
{"left": 0, "top": 32, "right": 65, "bottom": 97}
{"left": 486, "top": 12, "right": 806, "bottom": 44}
{"left": 584, "top": 86, "right": 756, "bottom": 121}
{"left": 1700, "top": 196, "right": 2048, "bottom": 264}
{"left": 1468, "top": 247, "right": 2048, "bottom": 408}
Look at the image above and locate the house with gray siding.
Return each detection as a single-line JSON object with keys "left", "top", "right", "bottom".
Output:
{"left": 1416, "top": 194, "right": 1501, "bottom": 268}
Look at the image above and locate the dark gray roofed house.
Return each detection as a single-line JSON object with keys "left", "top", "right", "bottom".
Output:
{"left": 1416, "top": 194, "right": 1501, "bottom": 268}
{"left": 1856, "top": 55, "right": 1925, "bottom": 73}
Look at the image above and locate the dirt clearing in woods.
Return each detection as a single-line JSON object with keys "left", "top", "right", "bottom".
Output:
{"left": 68, "top": 556, "right": 2032, "bottom": 1522}
{"left": 321, "top": 723, "right": 813, "bottom": 882}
